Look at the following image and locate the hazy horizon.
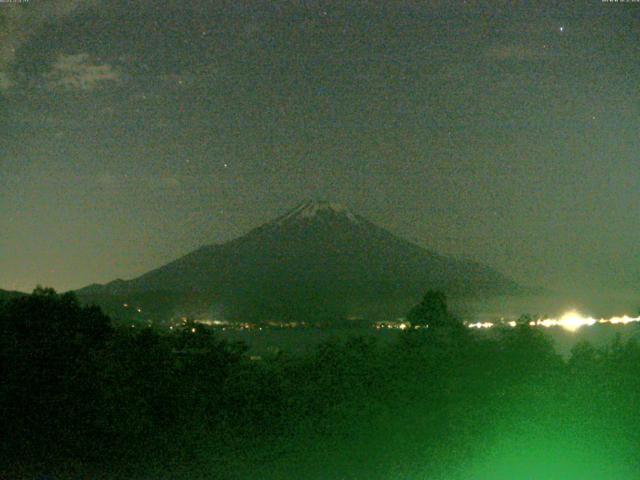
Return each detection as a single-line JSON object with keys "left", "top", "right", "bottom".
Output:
{"left": 5, "top": 198, "right": 640, "bottom": 317}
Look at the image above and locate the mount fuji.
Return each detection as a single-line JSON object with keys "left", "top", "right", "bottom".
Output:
{"left": 77, "top": 200, "right": 522, "bottom": 323}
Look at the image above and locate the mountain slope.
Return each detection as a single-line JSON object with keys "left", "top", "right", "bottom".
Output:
{"left": 77, "top": 200, "right": 521, "bottom": 322}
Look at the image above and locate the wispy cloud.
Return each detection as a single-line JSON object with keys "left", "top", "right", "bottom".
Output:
{"left": 45, "top": 53, "right": 120, "bottom": 91}
{"left": 95, "top": 173, "right": 185, "bottom": 192}
{"left": 0, "top": 1, "right": 96, "bottom": 70}
{"left": 0, "top": 71, "right": 12, "bottom": 92}
{"left": 485, "top": 43, "right": 550, "bottom": 62}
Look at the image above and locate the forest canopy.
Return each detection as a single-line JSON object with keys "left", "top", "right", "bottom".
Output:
{"left": 1, "top": 289, "right": 640, "bottom": 479}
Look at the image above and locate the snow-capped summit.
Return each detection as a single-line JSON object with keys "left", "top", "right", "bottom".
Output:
{"left": 275, "top": 199, "right": 360, "bottom": 225}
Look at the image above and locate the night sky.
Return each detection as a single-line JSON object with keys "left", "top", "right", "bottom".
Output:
{"left": 1, "top": 1, "right": 639, "bottom": 303}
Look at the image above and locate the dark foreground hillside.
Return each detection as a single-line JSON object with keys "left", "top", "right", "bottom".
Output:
{"left": 2, "top": 289, "right": 640, "bottom": 479}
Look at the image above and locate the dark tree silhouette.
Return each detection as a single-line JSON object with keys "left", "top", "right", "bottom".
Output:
{"left": 406, "top": 289, "right": 458, "bottom": 328}
{"left": 5, "top": 288, "right": 640, "bottom": 479}
{"left": 0, "top": 288, "right": 113, "bottom": 464}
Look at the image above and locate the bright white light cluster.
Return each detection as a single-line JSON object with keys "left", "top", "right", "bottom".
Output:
{"left": 531, "top": 310, "right": 597, "bottom": 332}
{"left": 468, "top": 322, "right": 494, "bottom": 329}
{"left": 468, "top": 310, "right": 640, "bottom": 333}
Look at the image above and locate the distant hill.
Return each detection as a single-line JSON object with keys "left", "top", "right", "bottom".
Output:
{"left": 77, "top": 200, "right": 523, "bottom": 323}
{"left": 0, "top": 289, "right": 26, "bottom": 302}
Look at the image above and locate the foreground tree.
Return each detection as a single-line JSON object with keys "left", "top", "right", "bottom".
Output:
{"left": 0, "top": 288, "right": 113, "bottom": 463}
{"left": 406, "top": 289, "right": 459, "bottom": 329}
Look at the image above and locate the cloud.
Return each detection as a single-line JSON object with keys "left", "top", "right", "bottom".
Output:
{"left": 45, "top": 53, "right": 120, "bottom": 91}
{"left": 0, "top": 71, "right": 13, "bottom": 92}
{"left": 95, "top": 173, "right": 184, "bottom": 192}
{"left": 96, "top": 173, "right": 119, "bottom": 189}
{"left": 0, "top": 1, "right": 96, "bottom": 72}
{"left": 485, "top": 44, "right": 549, "bottom": 62}
{"left": 153, "top": 176, "right": 182, "bottom": 190}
